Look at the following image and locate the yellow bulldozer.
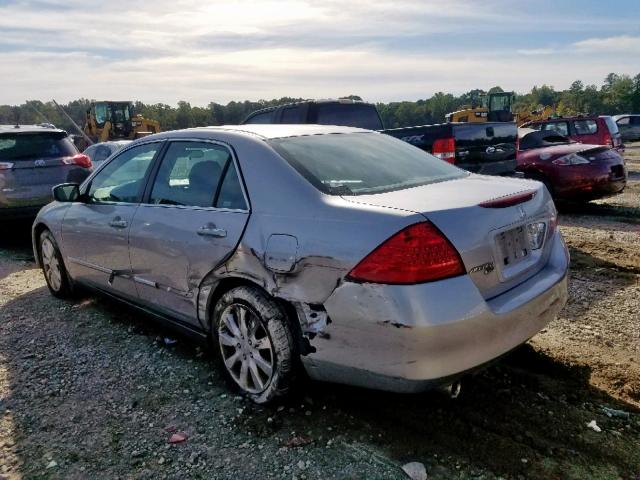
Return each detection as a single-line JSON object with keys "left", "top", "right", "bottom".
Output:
{"left": 84, "top": 101, "right": 160, "bottom": 143}
{"left": 445, "top": 91, "right": 515, "bottom": 123}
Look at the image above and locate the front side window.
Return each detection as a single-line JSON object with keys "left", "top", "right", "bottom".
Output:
{"left": 269, "top": 132, "right": 466, "bottom": 196}
{"left": 541, "top": 122, "right": 569, "bottom": 136}
{"left": 149, "top": 141, "right": 245, "bottom": 209}
{"left": 573, "top": 119, "right": 597, "bottom": 135}
{"left": 87, "top": 143, "right": 159, "bottom": 203}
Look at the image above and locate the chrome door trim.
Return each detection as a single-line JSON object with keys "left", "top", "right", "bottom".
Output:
{"left": 67, "top": 256, "right": 112, "bottom": 275}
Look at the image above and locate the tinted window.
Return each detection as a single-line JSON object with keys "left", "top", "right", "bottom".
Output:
{"left": 281, "top": 107, "right": 301, "bottom": 123}
{"left": 315, "top": 103, "right": 383, "bottom": 130}
{"left": 216, "top": 162, "right": 247, "bottom": 210}
{"left": 0, "top": 132, "right": 77, "bottom": 161}
{"left": 541, "top": 122, "right": 569, "bottom": 136}
{"left": 88, "top": 143, "right": 159, "bottom": 203}
{"left": 632, "top": 116, "right": 640, "bottom": 126}
{"left": 602, "top": 116, "right": 619, "bottom": 134}
{"left": 245, "top": 111, "right": 274, "bottom": 124}
{"left": 269, "top": 132, "right": 466, "bottom": 196}
{"left": 149, "top": 142, "right": 231, "bottom": 208}
{"left": 573, "top": 119, "right": 597, "bottom": 135}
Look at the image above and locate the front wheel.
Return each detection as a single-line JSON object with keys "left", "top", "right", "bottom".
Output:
{"left": 39, "top": 230, "right": 74, "bottom": 298}
{"left": 212, "top": 286, "right": 296, "bottom": 404}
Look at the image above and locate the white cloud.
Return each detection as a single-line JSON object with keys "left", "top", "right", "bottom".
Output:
{"left": 0, "top": 0, "right": 636, "bottom": 105}
{"left": 572, "top": 35, "right": 640, "bottom": 53}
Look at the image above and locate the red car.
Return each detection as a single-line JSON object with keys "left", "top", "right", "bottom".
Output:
{"left": 521, "top": 115, "right": 624, "bottom": 153}
{"left": 517, "top": 129, "right": 627, "bottom": 202}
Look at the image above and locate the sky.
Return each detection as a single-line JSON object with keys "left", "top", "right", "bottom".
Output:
{"left": 0, "top": 0, "right": 639, "bottom": 106}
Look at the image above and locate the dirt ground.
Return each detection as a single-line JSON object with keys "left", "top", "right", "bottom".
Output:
{"left": 0, "top": 145, "right": 639, "bottom": 480}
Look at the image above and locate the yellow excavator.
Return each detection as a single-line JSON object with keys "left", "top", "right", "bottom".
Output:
{"left": 445, "top": 91, "right": 515, "bottom": 123}
{"left": 515, "top": 105, "right": 558, "bottom": 126}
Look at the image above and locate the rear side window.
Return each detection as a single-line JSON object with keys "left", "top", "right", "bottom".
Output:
{"left": 616, "top": 117, "right": 630, "bottom": 126}
{"left": 269, "top": 132, "right": 466, "bottom": 196}
{"left": 541, "top": 122, "right": 569, "bottom": 136}
{"left": 573, "top": 119, "right": 597, "bottom": 135}
{"left": 149, "top": 141, "right": 247, "bottom": 210}
{"left": 632, "top": 116, "right": 640, "bottom": 126}
{"left": 0, "top": 132, "right": 77, "bottom": 161}
{"left": 314, "top": 103, "right": 383, "bottom": 130}
{"left": 602, "top": 116, "right": 620, "bottom": 134}
{"left": 244, "top": 111, "right": 274, "bottom": 124}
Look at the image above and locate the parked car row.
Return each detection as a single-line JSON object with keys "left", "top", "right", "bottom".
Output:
{"left": 2, "top": 101, "right": 631, "bottom": 403}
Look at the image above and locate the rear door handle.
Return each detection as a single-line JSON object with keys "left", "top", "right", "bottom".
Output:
{"left": 197, "top": 223, "right": 227, "bottom": 238}
{"left": 109, "top": 218, "right": 128, "bottom": 229}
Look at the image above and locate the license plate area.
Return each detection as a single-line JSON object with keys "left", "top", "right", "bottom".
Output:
{"left": 496, "top": 226, "right": 529, "bottom": 267}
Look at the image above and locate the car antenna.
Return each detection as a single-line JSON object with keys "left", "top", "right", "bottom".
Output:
{"left": 13, "top": 106, "right": 20, "bottom": 128}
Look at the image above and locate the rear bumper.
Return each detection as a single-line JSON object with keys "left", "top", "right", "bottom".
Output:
{"left": 554, "top": 162, "right": 627, "bottom": 200}
{"left": 302, "top": 232, "right": 569, "bottom": 392}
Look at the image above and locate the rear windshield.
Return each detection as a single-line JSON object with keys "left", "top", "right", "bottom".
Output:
{"left": 601, "top": 116, "right": 620, "bottom": 135}
{"left": 314, "top": 104, "right": 383, "bottom": 130}
{"left": 0, "top": 132, "right": 77, "bottom": 161}
{"left": 269, "top": 132, "right": 466, "bottom": 196}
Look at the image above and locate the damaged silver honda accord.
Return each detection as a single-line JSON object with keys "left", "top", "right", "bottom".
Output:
{"left": 33, "top": 125, "right": 569, "bottom": 403}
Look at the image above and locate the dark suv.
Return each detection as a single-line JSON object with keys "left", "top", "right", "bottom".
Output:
{"left": 242, "top": 99, "right": 384, "bottom": 130}
{"left": 0, "top": 124, "right": 93, "bottom": 219}
{"left": 522, "top": 116, "right": 624, "bottom": 152}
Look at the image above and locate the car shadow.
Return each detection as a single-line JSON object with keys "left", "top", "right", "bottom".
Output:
{"left": 1, "top": 284, "right": 639, "bottom": 479}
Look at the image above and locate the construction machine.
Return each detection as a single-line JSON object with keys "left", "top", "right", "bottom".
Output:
{"left": 84, "top": 101, "right": 160, "bottom": 144}
{"left": 445, "top": 91, "right": 515, "bottom": 123}
{"left": 514, "top": 105, "right": 557, "bottom": 126}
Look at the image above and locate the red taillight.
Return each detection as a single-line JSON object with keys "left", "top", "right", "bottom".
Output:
{"left": 432, "top": 137, "right": 456, "bottom": 163}
{"left": 63, "top": 153, "right": 92, "bottom": 169}
{"left": 346, "top": 222, "right": 465, "bottom": 284}
{"left": 479, "top": 190, "right": 536, "bottom": 208}
{"left": 602, "top": 131, "right": 613, "bottom": 148}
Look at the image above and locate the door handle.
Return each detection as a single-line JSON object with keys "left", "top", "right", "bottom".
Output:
{"left": 197, "top": 223, "right": 227, "bottom": 238}
{"left": 109, "top": 218, "right": 128, "bottom": 229}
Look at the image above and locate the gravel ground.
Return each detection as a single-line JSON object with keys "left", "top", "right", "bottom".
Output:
{"left": 1, "top": 144, "right": 639, "bottom": 480}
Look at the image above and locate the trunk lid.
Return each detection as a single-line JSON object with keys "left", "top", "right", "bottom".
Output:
{"left": 342, "top": 174, "right": 556, "bottom": 299}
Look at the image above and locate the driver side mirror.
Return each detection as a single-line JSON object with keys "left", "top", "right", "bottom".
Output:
{"left": 52, "top": 183, "right": 81, "bottom": 202}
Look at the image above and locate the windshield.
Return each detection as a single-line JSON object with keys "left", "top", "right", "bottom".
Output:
{"left": 0, "top": 132, "right": 77, "bottom": 160}
{"left": 269, "top": 132, "right": 466, "bottom": 196}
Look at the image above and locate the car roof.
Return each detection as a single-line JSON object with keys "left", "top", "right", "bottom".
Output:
{"left": 0, "top": 124, "right": 67, "bottom": 135}
{"left": 145, "top": 124, "right": 371, "bottom": 142}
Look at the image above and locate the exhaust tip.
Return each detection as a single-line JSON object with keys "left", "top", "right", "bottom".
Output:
{"left": 446, "top": 380, "right": 462, "bottom": 399}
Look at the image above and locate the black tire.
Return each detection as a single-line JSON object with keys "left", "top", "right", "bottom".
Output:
{"left": 39, "top": 230, "right": 74, "bottom": 298}
{"left": 211, "top": 286, "right": 296, "bottom": 404}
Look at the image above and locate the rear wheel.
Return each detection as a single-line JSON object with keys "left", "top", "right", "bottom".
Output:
{"left": 39, "top": 230, "right": 73, "bottom": 298}
{"left": 212, "top": 286, "right": 296, "bottom": 404}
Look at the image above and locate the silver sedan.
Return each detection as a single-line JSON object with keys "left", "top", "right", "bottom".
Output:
{"left": 32, "top": 125, "right": 569, "bottom": 403}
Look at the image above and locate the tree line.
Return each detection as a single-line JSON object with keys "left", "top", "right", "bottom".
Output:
{"left": 1, "top": 72, "right": 638, "bottom": 133}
